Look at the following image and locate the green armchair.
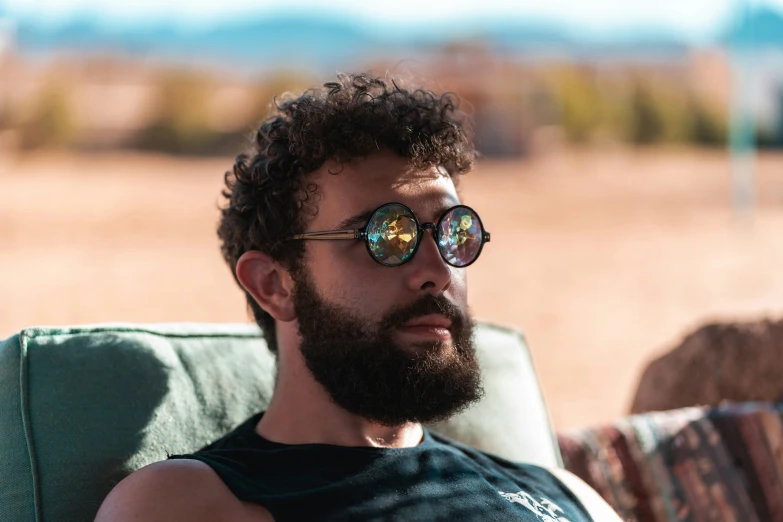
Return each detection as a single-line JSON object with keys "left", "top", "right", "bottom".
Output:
{"left": 0, "top": 321, "right": 561, "bottom": 522}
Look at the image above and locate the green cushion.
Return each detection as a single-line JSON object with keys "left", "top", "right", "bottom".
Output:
{"left": 0, "top": 321, "right": 560, "bottom": 522}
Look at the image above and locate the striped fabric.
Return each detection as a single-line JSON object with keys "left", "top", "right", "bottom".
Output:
{"left": 557, "top": 402, "right": 783, "bottom": 522}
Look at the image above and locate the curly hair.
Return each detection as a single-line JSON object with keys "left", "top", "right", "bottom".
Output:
{"left": 217, "top": 72, "right": 476, "bottom": 353}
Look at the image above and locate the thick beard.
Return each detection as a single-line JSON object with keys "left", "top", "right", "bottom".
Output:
{"left": 291, "top": 269, "right": 484, "bottom": 427}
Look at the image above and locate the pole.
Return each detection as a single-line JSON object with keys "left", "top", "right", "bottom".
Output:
{"left": 729, "top": 0, "right": 756, "bottom": 223}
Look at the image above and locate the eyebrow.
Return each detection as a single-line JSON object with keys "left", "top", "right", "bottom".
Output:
{"left": 335, "top": 208, "right": 378, "bottom": 231}
{"left": 334, "top": 200, "right": 460, "bottom": 231}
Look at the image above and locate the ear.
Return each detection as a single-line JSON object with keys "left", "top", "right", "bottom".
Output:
{"left": 236, "top": 250, "right": 296, "bottom": 322}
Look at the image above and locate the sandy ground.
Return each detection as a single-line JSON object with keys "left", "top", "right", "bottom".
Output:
{"left": 2, "top": 147, "right": 783, "bottom": 430}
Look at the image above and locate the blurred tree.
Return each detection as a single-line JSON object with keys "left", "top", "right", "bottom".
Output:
{"left": 0, "top": 96, "right": 9, "bottom": 130}
{"left": 539, "top": 67, "right": 730, "bottom": 148}
{"left": 243, "top": 71, "right": 316, "bottom": 128}
{"left": 131, "top": 68, "right": 316, "bottom": 156}
{"left": 765, "top": 85, "right": 783, "bottom": 148}
{"left": 626, "top": 79, "right": 665, "bottom": 144}
{"left": 132, "top": 70, "right": 213, "bottom": 155}
{"left": 686, "top": 96, "right": 727, "bottom": 146}
{"left": 549, "top": 67, "right": 605, "bottom": 143}
{"left": 17, "top": 80, "right": 78, "bottom": 149}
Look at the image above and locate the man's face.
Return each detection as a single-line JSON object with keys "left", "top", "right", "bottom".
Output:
{"left": 290, "top": 150, "right": 483, "bottom": 426}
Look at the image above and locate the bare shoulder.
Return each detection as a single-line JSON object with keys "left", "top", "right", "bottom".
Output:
{"left": 94, "top": 459, "right": 273, "bottom": 522}
{"left": 547, "top": 467, "right": 623, "bottom": 521}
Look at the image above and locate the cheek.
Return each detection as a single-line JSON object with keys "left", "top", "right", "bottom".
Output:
{"left": 304, "top": 242, "right": 394, "bottom": 310}
{"left": 451, "top": 269, "right": 468, "bottom": 299}
{"left": 305, "top": 242, "right": 471, "bottom": 314}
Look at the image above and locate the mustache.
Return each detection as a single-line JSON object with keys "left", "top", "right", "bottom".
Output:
{"left": 381, "top": 294, "right": 466, "bottom": 330}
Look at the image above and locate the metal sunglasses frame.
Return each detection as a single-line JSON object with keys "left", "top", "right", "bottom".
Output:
{"left": 290, "top": 202, "right": 491, "bottom": 267}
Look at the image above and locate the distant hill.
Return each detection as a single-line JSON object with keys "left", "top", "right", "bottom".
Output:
{"left": 14, "top": 15, "right": 396, "bottom": 69}
{"left": 8, "top": 7, "right": 783, "bottom": 71}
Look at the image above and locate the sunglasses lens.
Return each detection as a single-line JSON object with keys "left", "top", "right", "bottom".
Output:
{"left": 366, "top": 204, "right": 418, "bottom": 266}
{"left": 438, "top": 207, "right": 484, "bottom": 267}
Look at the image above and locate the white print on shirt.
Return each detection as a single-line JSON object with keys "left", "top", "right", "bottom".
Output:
{"left": 498, "top": 490, "right": 571, "bottom": 522}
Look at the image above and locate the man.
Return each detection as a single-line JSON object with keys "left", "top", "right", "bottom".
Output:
{"left": 96, "top": 73, "right": 620, "bottom": 521}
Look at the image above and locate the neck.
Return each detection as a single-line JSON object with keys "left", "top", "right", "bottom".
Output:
{"left": 256, "top": 342, "right": 424, "bottom": 449}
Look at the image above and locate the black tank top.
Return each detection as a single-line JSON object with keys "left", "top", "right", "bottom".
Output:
{"left": 169, "top": 412, "right": 593, "bottom": 521}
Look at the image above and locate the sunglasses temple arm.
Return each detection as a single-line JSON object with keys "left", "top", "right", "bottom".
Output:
{"left": 290, "top": 229, "right": 362, "bottom": 240}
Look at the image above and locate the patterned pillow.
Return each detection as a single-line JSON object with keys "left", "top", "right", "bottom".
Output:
{"left": 557, "top": 402, "right": 783, "bottom": 522}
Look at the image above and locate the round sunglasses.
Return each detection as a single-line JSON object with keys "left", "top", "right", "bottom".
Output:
{"left": 291, "top": 202, "right": 491, "bottom": 267}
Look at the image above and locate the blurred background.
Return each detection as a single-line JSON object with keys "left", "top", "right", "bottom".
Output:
{"left": 1, "top": 0, "right": 782, "bottom": 430}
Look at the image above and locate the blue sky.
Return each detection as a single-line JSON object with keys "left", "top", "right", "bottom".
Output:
{"left": 3, "top": 0, "right": 782, "bottom": 42}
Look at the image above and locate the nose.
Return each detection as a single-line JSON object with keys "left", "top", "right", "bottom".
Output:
{"left": 405, "top": 224, "right": 452, "bottom": 294}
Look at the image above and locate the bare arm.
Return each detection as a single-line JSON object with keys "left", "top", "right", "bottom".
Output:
{"left": 548, "top": 467, "right": 624, "bottom": 522}
{"left": 94, "top": 460, "right": 273, "bottom": 522}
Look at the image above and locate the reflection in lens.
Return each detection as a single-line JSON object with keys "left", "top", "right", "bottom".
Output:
{"left": 366, "top": 204, "right": 419, "bottom": 266}
{"left": 438, "top": 207, "right": 483, "bottom": 267}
